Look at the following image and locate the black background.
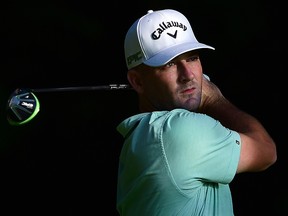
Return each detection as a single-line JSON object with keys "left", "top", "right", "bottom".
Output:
{"left": 1, "top": 0, "right": 287, "bottom": 215}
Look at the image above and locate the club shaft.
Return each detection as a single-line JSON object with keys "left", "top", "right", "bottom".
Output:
{"left": 31, "top": 84, "right": 131, "bottom": 93}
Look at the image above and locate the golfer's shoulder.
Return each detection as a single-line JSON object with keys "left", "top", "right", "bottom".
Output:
{"left": 152, "top": 108, "right": 215, "bottom": 127}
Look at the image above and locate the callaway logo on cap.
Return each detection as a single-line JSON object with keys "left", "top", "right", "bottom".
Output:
{"left": 124, "top": 9, "right": 215, "bottom": 70}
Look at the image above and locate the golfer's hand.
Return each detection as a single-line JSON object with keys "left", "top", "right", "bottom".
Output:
{"left": 199, "top": 75, "right": 224, "bottom": 113}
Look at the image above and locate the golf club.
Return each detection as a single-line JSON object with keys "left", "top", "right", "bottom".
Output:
{"left": 6, "top": 84, "right": 132, "bottom": 126}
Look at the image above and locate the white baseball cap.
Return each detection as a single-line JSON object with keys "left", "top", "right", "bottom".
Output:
{"left": 124, "top": 9, "right": 215, "bottom": 70}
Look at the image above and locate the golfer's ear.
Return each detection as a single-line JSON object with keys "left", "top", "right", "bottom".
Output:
{"left": 127, "top": 69, "right": 143, "bottom": 93}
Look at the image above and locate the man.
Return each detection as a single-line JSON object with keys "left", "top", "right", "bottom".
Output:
{"left": 116, "top": 9, "right": 277, "bottom": 215}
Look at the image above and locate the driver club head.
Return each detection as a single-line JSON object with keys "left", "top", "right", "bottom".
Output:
{"left": 6, "top": 88, "right": 40, "bottom": 126}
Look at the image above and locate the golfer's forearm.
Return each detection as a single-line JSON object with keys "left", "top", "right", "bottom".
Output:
{"left": 203, "top": 97, "right": 259, "bottom": 133}
{"left": 204, "top": 97, "right": 273, "bottom": 140}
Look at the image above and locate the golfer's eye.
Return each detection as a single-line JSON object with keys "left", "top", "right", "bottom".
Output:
{"left": 187, "top": 56, "right": 199, "bottom": 62}
{"left": 165, "top": 62, "right": 175, "bottom": 67}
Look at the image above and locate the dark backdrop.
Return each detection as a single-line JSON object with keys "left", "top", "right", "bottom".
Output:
{"left": 1, "top": 1, "right": 287, "bottom": 215}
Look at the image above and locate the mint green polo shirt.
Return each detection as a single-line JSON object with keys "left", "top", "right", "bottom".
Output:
{"left": 117, "top": 108, "right": 241, "bottom": 216}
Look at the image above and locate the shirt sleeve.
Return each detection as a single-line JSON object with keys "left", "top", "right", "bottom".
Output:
{"left": 161, "top": 109, "right": 241, "bottom": 190}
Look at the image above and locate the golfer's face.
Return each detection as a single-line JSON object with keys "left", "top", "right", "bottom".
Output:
{"left": 141, "top": 51, "right": 204, "bottom": 111}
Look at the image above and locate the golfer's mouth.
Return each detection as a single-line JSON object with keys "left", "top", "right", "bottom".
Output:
{"left": 181, "top": 87, "right": 195, "bottom": 95}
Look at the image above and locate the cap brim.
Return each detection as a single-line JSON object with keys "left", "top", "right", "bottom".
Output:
{"left": 143, "top": 42, "right": 215, "bottom": 67}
